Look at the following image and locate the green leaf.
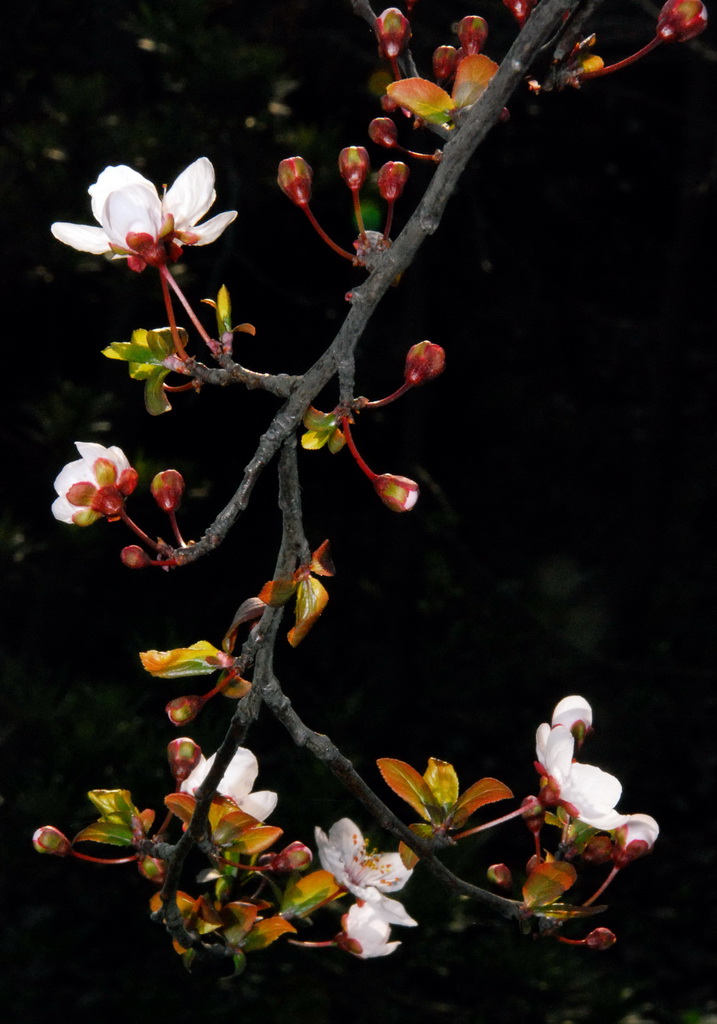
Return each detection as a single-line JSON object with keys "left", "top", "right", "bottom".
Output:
{"left": 258, "top": 578, "right": 298, "bottom": 607}
{"left": 242, "top": 916, "right": 297, "bottom": 951}
{"left": 386, "top": 78, "right": 455, "bottom": 124}
{"left": 301, "top": 429, "right": 331, "bottom": 450}
{"left": 327, "top": 428, "right": 346, "bottom": 453}
{"left": 143, "top": 365, "right": 172, "bottom": 415}
{"left": 450, "top": 777, "right": 514, "bottom": 829}
{"left": 451, "top": 53, "right": 499, "bottom": 109}
{"left": 86, "top": 788, "right": 137, "bottom": 825}
{"left": 288, "top": 576, "right": 329, "bottom": 646}
{"left": 139, "top": 640, "right": 224, "bottom": 678}
{"left": 376, "top": 757, "right": 439, "bottom": 823}
{"left": 522, "top": 861, "right": 577, "bottom": 910}
{"left": 280, "top": 869, "right": 342, "bottom": 918}
{"left": 73, "top": 820, "right": 135, "bottom": 846}
{"left": 303, "top": 406, "right": 337, "bottom": 431}
{"left": 423, "top": 757, "right": 459, "bottom": 811}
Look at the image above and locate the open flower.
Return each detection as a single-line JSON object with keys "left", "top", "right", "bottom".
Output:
{"left": 339, "top": 902, "right": 402, "bottom": 958}
{"left": 51, "top": 158, "right": 237, "bottom": 272}
{"left": 535, "top": 722, "right": 624, "bottom": 830}
{"left": 52, "top": 442, "right": 137, "bottom": 526}
{"left": 180, "top": 746, "right": 277, "bottom": 822}
{"left": 612, "top": 813, "right": 659, "bottom": 866}
{"left": 550, "top": 694, "right": 593, "bottom": 735}
{"left": 315, "top": 818, "right": 417, "bottom": 927}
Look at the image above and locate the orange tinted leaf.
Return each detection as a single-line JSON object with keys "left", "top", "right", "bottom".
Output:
{"left": 280, "top": 869, "right": 342, "bottom": 918}
{"left": 310, "top": 539, "right": 335, "bottom": 577}
{"left": 522, "top": 861, "right": 577, "bottom": 909}
{"left": 73, "top": 821, "right": 134, "bottom": 846}
{"left": 164, "top": 792, "right": 197, "bottom": 825}
{"left": 423, "top": 758, "right": 459, "bottom": 811}
{"left": 452, "top": 53, "right": 499, "bottom": 109}
{"left": 450, "top": 777, "right": 514, "bottom": 828}
{"left": 377, "top": 757, "right": 439, "bottom": 822}
{"left": 258, "top": 578, "right": 298, "bottom": 607}
{"left": 221, "top": 675, "right": 252, "bottom": 699}
{"left": 533, "top": 902, "right": 607, "bottom": 921}
{"left": 398, "top": 840, "right": 420, "bottom": 870}
{"left": 222, "top": 902, "right": 259, "bottom": 948}
{"left": 386, "top": 78, "right": 455, "bottom": 124}
{"left": 287, "top": 576, "right": 329, "bottom": 646}
{"left": 243, "top": 916, "right": 297, "bottom": 951}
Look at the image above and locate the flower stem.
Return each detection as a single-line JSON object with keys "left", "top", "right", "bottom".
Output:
{"left": 160, "top": 264, "right": 219, "bottom": 355}
{"left": 452, "top": 802, "right": 537, "bottom": 841}
{"left": 583, "top": 864, "right": 620, "bottom": 906}
{"left": 71, "top": 849, "right": 138, "bottom": 865}
{"left": 581, "top": 35, "right": 662, "bottom": 79}
{"left": 352, "top": 189, "right": 366, "bottom": 238}
{"left": 118, "top": 509, "right": 162, "bottom": 552}
{"left": 341, "top": 416, "right": 377, "bottom": 481}
{"left": 158, "top": 267, "right": 189, "bottom": 361}
{"left": 364, "top": 381, "right": 411, "bottom": 409}
{"left": 167, "top": 509, "right": 186, "bottom": 548}
{"left": 302, "top": 207, "right": 355, "bottom": 261}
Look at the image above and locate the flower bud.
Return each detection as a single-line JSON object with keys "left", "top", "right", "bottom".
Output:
{"left": 151, "top": 469, "right": 185, "bottom": 512}
{"left": 521, "top": 795, "right": 545, "bottom": 834}
{"left": 277, "top": 157, "right": 313, "bottom": 207}
{"left": 137, "top": 856, "right": 167, "bottom": 884}
{"left": 165, "top": 695, "right": 203, "bottom": 726}
{"left": 404, "top": 341, "right": 445, "bottom": 386}
{"left": 502, "top": 0, "right": 537, "bottom": 25}
{"left": 33, "top": 826, "right": 71, "bottom": 856}
{"left": 373, "top": 473, "right": 419, "bottom": 512}
{"left": 167, "top": 737, "right": 202, "bottom": 781}
{"left": 262, "top": 841, "right": 314, "bottom": 873}
{"left": 585, "top": 927, "right": 617, "bottom": 950}
{"left": 377, "top": 161, "right": 410, "bottom": 202}
{"left": 486, "top": 863, "right": 513, "bottom": 890}
{"left": 368, "top": 117, "right": 398, "bottom": 149}
{"left": 612, "top": 813, "right": 659, "bottom": 868}
{"left": 375, "top": 8, "right": 411, "bottom": 60}
{"left": 657, "top": 0, "right": 708, "bottom": 41}
{"left": 118, "top": 467, "right": 139, "bottom": 497}
{"left": 380, "top": 93, "right": 399, "bottom": 113}
{"left": 581, "top": 834, "right": 614, "bottom": 865}
{"left": 433, "top": 45, "right": 458, "bottom": 82}
{"left": 456, "top": 16, "right": 488, "bottom": 55}
{"left": 121, "top": 545, "right": 152, "bottom": 569}
{"left": 339, "top": 147, "right": 370, "bottom": 191}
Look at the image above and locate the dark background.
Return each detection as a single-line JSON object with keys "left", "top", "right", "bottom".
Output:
{"left": 2, "top": 0, "right": 716, "bottom": 1020}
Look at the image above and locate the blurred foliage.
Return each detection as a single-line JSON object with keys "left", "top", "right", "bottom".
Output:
{"left": 2, "top": 0, "right": 717, "bottom": 1021}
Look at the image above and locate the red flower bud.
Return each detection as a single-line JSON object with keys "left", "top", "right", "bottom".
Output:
{"left": 404, "top": 341, "right": 445, "bottom": 386}
{"left": 657, "top": 0, "right": 708, "bottom": 41}
{"left": 377, "top": 161, "right": 410, "bottom": 202}
{"left": 165, "top": 695, "right": 203, "bottom": 725}
{"left": 338, "top": 146, "right": 370, "bottom": 191}
{"left": 368, "top": 117, "right": 398, "bottom": 149}
{"left": 121, "top": 545, "right": 152, "bottom": 569}
{"left": 502, "top": 0, "right": 537, "bottom": 26}
{"left": 33, "top": 826, "right": 71, "bottom": 856}
{"left": 137, "top": 856, "right": 167, "bottom": 884}
{"left": 433, "top": 45, "right": 458, "bottom": 82}
{"left": 585, "top": 927, "right": 617, "bottom": 950}
{"left": 167, "top": 737, "right": 202, "bottom": 781}
{"left": 486, "top": 863, "right": 513, "bottom": 890}
{"left": 277, "top": 157, "right": 313, "bottom": 207}
{"left": 262, "top": 841, "right": 314, "bottom": 873}
{"left": 118, "top": 467, "right": 139, "bottom": 496}
{"left": 373, "top": 473, "right": 419, "bottom": 512}
{"left": 375, "top": 8, "right": 411, "bottom": 60}
{"left": 456, "top": 16, "right": 489, "bottom": 55}
{"left": 151, "top": 469, "right": 185, "bottom": 512}
{"left": 521, "top": 795, "right": 545, "bottom": 834}
{"left": 380, "top": 93, "right": 400, "bottom": 113}
{"left": 581, "top": 834, "right": 614, "bottom": 865}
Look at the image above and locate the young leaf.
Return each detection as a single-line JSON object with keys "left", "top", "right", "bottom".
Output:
{"left": 376, "top": 757, "right": 438, "bottom": 822}
{"left": 450, "top": 777, "right": 514, "bottom": 829}
{"left": 451, "top": 53, "right": 499, "bottom": 109}
{"left": 243, "top": 916, "right": 297, "bottom": 951}
{"left": 139, "top": 640, "right": 224, "bottom": 678}
{"left": 258, "top": 578, "right": 298, "bottom": 607}
{"left": 73, "top": 820, "right": 135, "bottom": 846}
{"left": 386, "top": 78, "right": 455, "bottom": 124}
{"left": 423, "top": 757, "right": 459, "bottom": 811}
{"left": 142, "top": 365, "right": 172, "bottom": 415}
{"left": 310, "top": 539, "right": 335, "bottom": 577}
{"left": 164, "top": 792, "right": 197, "bottom": 826}
{"left": 280, "top": 869, "right": 342, "bottom": 918}
{"left": 287, "top": 576, "right": 329, "bottom": 646}
{"left": 522, "top": 861, "right": 577, "bottom": 910}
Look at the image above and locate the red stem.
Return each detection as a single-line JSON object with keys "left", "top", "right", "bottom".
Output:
{"left": 352, "top": 188, "right": 366, "bottom": 237}
{"left": 160, "top": 264, "right": 218, "bottom": 353}
{"left": 452, "top": 801, "right": 537, "bottom": 841}
{"left": 383, "top": 199, "right": 395, "bottom": 241}
{"left": 581, "top": 35, "right": 662, "bottom": 79}
{"left": 167, "top": 509, "right": 186, "bottom": 548}
{"left": 71, "top": 849, "right": 138, "bottom": 865}
{"left": 340, "top": 417, "right": 377, "bottom": 481}
{"left": 158, "top": 267, "right": 189, "bottom": 361}
{"left": 301, "top": 206, "right": 355, "bottom": 261}
{"left": 118, "top": 508, "right": 162, "bottom": 552}
{"left": 364, "top": 381, "right": 411, "bottom": 409}
{"left": 583, "top": 864, "right": 620, "bottom": 906}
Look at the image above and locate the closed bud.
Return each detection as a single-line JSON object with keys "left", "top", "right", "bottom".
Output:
{"left": 368, "top": 117, "right": 398, "bottom": 149}
{"left": 32, "top": 826, "right": 71, "bottom": 856}
{"left": 521, "top": 795, "right": 545, "bottom": 834}
{"left": 404, "top": 341, "right": 445, "bottom": 386}
{"left": 137, "top": 856, "right": 167, "bottom": 884}
{"left": 585, "top": 927, "right": 617, "bottom": 950}
{"left": 487, "top": 863, "right": 513, "bottom": 889}
{"left": 151, "top": 469, "right": 185, "bottom": 512}
{"left": 657, "top": 0, "right": 708, "bottom": 41}
{"left": 118, "top": 467, "right": 139, "bottom": 497}
{"left": 262, "top": 841, "right": 314, "bottom": 873}
{"left": 277, "top": 157, "right": 313, "bottom": 207}
{"left": 581, "top": 834, "right": 614, "bottom": 864}
{"left": 121, "top": 545, "right": 152, "bottom": 569}
{"left": 456, "top": 16, "right": 488, "bottom": 55}
{"left": 339, "top": 147, "right": 370, "bottom": 191}
{"left": 373, "top": 473, "right": 419, "bottom": 512}
{"left": 165, "top": 695, "right": 203, "bottom": 725}
{"left": 375, "top": 8, "right": 412, "bottom": 59}
{"left": 167, "top": 737, "right": 202, "bottom": 781}
{"left": 377, "top": 161, "right": 410, "bottom": 202}
{"left": 433, "top": 44, "right": 458, "bottom": 81}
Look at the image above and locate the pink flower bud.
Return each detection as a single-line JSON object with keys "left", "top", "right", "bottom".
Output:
{"left": 277, "top": 157, "right": 313, "bottom": 207}
{"left": 167, "top": 737, "right": 202, "bottom": 781}
{"left": 612, "top": 814, "right": 659, "bottom": 868}
{"left": 338, "top": 147, "right": 370, "bottom": 191}
{"left": 373, "top": 473, "right": 419, "bottom": 512}
{"left": 165, "top": 695, "right": 203, "bottom": 725}
{"left": 137, "top": 856, "right": 167, "bottom": 884}
{"left": 151, "top": 469, "right": 185, "bottom": 512}
{"left": 456, "top": 16, "right": 488, "bottom": 55}
{"left": 368, "top": 117, "right": 399, "bottom": 149}
{"left": 118, "top": 467, "right": 139, "bottom": 497}
{"left": 32, "top": 826, "right": 71, "bottom": 856}
{"left": 581, "top": 834, "right": 614, "bottom": 865}
{"left": 433, "top": 45, "right": 458, "bottom": 82}
{"left": 585, "top": 927, "right": 617, "bottom": 950}
{"left": 375, "top": 8, "right": 411, "bottom": 60}
{"left": 121, "top": 545, "right": 152, "bottom": 569}
{"left": 502, "top": 0, "right": 537, "bottom": 26}
{"left": 404, "top": 341, "right": 445, "bottom": 386}
{"left": 521, "top": 795, "right": 545, "bottom": 834}
{"left": 377, "top": 161, "right": 410, "bottom": 202}
{"left": 263, "top": 841, "right": 314, "bottom": 873}
{"left": 486, "top": 863, "right": 513, "bottom": 889}
{"left": 657, "top": 0, "right": 708, "bottom": 41}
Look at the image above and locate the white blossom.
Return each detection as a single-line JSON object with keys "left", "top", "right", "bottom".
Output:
{"left": 613, "top": 813, "right": 659, "bottom": 850}
{"left": 181, "top": 746, "right": 277, "bottom": 821}
{"left": 551, "top": 694, "right": 593, "bottom": 732}
{"left": 315, "top": 818, "right": 417, "bottom": 927}
{"left": 51, "top": 158, "right": 237, "bottom": 266}
{"left": 341, "top": 902, "right": 402, "bottom": 958}
{"left": 52, "top": 441, "right": 133, "bottom": 526}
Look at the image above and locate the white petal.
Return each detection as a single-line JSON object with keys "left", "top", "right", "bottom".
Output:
{"left": 344, "top": 903, "right": 401, "bottom": 958}
{"left": 219, "top": 747, "right": 259, "bottom": 801}
{"left": 551, "top": 695, "right": 593, "bottom": 731}
{"left": 163, "top": 157, "right": 217, "bottom": 230}
{"left": 238, "top": 790, "right": 277, "bottom": 821}
{"left": 51, "top": 222, "right": 112, "bottom": 254}
{"left": 180, "top": 753, "right": 210, "bottom": 794}
{"left": 190, "top": 210, "right": 238, "bottom": 245}
{"left": 101, "top": 184, "right": 163, "bottom": 247}
{"left": 535, "top": 722, "right": 551, "bottom": 766}
{"left": 327, "top": 818, "right": 365, "bottom": 866}
{"left": 51, "top": 493, "right": 78, "bottom": 523}
{"left": 543, "top": 725, "right": 575, "bottom": 784}
{"left": 362, "top": 851, "right": 412, "bottom": 893}
{"left": 363, "top": 890, "right": 418, "bottom": 927}
{"left": 53, "top": 458, "right": 92, "bottom": 497}
{"left": 616, "top": 813, "right": 659, "bottom": 847}
{"left": 89, "top": 165, "right": 156, "bottom": 224}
